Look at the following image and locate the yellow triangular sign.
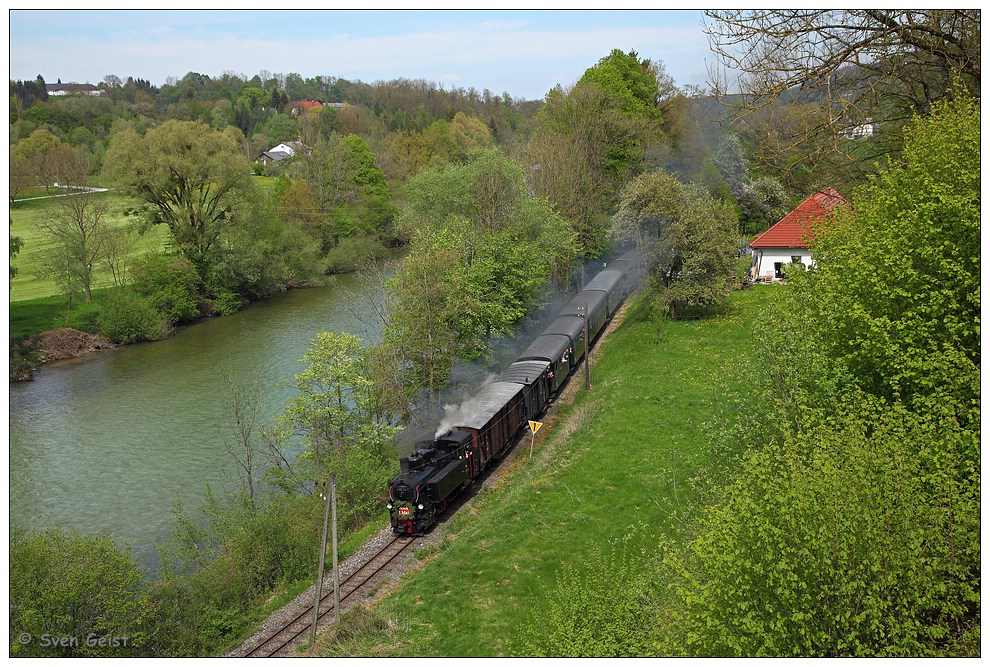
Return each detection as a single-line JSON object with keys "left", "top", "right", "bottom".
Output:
{"left": 529, "top": 420, "right": 543, "bottom": 434}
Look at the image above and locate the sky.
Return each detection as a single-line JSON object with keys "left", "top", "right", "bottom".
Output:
{"left": 7, "top": 6, "right": 719, "bottom": 101}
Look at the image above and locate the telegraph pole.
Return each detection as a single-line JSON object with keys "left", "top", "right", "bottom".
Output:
{"left": 331, "top": 472, "right": 340, "bottom": 623}
{"left": 577, "top": 303, "right": 590, "bottom": 389}
{"left": 310, "top": 471, "right": 337, "bottom": 646}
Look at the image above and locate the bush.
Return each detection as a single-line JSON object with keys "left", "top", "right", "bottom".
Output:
{"left": 659, "top": 398, "right": 980, "bottom": 657}
{"left": 131, "top": 252, "right": 201, "bottom": 325}
{"left": 520, "top": 539, "right": 657, "bottom": 657}
{"left": 9, "top": 528, "right": 149, "bottom": 657}
{"left": 96, "top": 289, "right": 167, "bottom": 344}
{"left": 210, "top": 289, "right": 244, "bottom": 316}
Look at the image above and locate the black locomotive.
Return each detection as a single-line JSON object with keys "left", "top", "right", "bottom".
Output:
{"left": 387, "top": 249, "right": 642, "bottom": 535}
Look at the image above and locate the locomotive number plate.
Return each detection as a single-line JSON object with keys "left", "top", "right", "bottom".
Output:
{"left": 398, "top": 506, "right": 411, "bottom": 516}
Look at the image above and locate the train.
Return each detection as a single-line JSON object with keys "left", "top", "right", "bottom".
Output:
{"left": 386, "top": 249, "right": 642, "bottom": 535}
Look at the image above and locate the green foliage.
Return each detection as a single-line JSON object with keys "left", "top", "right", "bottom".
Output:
{"left": 9, "top": 527, "right": 148, "bottom": 657}
{"left": 387, "top": 147, "right": 576, "bottom": 400}
{"left": 130, "top": 252, "right": 201, "bottom": 324}
{"left": 150, "top": 491, "right": 323, "bottom": 655}
{"left": 103, "top": 119, "right": 254, "bottom": 280}
{"left": 579, "top": 49, "right": 664, "bottom": 121}
{"left": 659, "top": 398, "right": 980, "bottom": 657}
{"left": 96, "top": 288, "right": 168, "bottom": 343}
{"left": 526, "top": 75, "right": 660, "bottom": 256}
{"left": 793, "top": 92, "right": 980, "bottom": 424}
{"left": 614, "top": 170, "right": 739, "bottom": 317}
{"left": 261, "top": 113, "right": 298, "bottom": 144}
{"left": 268, "top": 331, "right": 400, "bottom": 526}
{"left": 655, "top": 91, "right": 982, "bottom": 658}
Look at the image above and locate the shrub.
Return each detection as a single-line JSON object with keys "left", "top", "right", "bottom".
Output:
{"left": 659, "top": 398, "right": 980, "bottom": 657}
{"left": 131, "top": 252, "right": 201, "bottom": 324}
{"left": 520, "top": 539, "right": 658, "bottom": 656}
{"left": 9, "top": 527, "right": 149, "bottom": 657}
{"left": 96, "top": 289, "right": 167, "bottom": 344}
{"left": 210, "top": 289, "right": 244, "bottom": 316}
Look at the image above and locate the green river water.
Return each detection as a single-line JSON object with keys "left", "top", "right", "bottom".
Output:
{"left": 9, "top": 273, "right": 384, "bottom": 570}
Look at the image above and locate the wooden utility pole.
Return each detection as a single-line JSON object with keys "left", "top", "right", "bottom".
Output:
{"left": 583, "top": 299, "right": 591, "bottom": 389}
{"left": 331, "top": 472, "right": 340, "bottom": 623}
{"left": 310, "top": 471, "right": 338, "bottom": 646}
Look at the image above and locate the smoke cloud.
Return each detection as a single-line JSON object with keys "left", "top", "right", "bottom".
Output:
{"left": 434, "top": 374, "right": 498, "bottom": 439}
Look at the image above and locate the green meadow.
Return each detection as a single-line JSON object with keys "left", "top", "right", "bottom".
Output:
{"left": 9, "top": 190, "right": 171, "bottom": 303}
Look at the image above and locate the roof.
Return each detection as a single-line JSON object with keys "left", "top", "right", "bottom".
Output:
{"left": 542, "top": 315, "right": 585, "bottom": 341}
{"left": 497, "top": 361, "right": 549, "bottom": 387}
{"left": 452, "top": 382, "right": 522, "bottom": 431}
{"left": 583, "top": 270, "right": 624, "bottom": 294}
{"left": 517, "top": 334, "right": 571, "bottom": 363}
{"left": 750, "top": 187, "right": 848, "bottom": 249}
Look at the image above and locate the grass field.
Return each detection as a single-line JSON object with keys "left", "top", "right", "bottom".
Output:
{"left": 8, "top": 190, "right": 171, "bottom": 302}
{"left": 312, "top": 285, "right": 779, "bottom": 657}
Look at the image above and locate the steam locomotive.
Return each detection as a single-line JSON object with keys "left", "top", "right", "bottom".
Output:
{"left": 387, "top": 249, "right": 642, "bottom": 535}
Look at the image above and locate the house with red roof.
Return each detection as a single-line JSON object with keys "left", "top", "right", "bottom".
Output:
{"left": 749, "top": 187, "right": 848, "bottom": 282}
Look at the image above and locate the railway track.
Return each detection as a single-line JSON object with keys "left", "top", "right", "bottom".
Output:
{"left": 242, "top": 535, "right": 420, "bottom": 657}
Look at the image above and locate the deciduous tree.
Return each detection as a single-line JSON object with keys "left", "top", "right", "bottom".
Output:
{"left": 613, "top": 170, "right": 738, "bottom": 317}
{"left": 36, "top": 145, "right": 109, "bottom": 302}
{"left": 704, "top": 10, "right": 980, "bottom": 166}
{"left": 103, "top": 120, "right": 254, "bottom": 281}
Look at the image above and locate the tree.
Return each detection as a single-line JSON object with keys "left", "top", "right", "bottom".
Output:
{"left": 704, "top": 10, "right": 980, "bottom": 164}
{"left": 657, "top": 91, "right": 982, "bottom": 659}
{"left": 383, "top": 227, "right": 479, "bottom": 409}
{"left": 613, "top": 170, "right": 739, "bottom": 317}
{"left": 11, "top": 128, "right": 62, "bottom": 193}
{"left": 36, "top": 145, "right": 109, "bottom": 302}
{"left": 786, "top": 91, "right": 980, "bottom": 426}
{"left": 261, "top": 113, "right": 297, "bottom": 145}
{"left": 103, "top": 120, "right": 254, "bottom": 282}
{"left": 10, "top": 218, "right": 23, "bottom": 282}
{"left": 396, "top": 147, "right": 576, "bottom": 343}
{"left": 219, "top": 371, "right": 265, "bottom": 506}
{"left": 267, "top": 332, "right": 400, "bottom": 524}
{"left": 526, "top": 55, "right": 664, "bottom": 257}
{"left": 579, "top": 48, "right": 666, "bottom": 121}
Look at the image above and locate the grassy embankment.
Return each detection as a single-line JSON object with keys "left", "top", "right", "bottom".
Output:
{"left": 313, "top": 285, "right": 780, "bottom": 657}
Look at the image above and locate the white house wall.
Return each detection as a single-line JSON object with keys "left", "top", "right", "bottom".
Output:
{"left": 751, "top": 248, "right": 814, "bottom": 281}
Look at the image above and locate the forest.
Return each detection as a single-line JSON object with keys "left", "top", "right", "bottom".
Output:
{"left": 8, "top": 9, "right": 980, "bottom": 658}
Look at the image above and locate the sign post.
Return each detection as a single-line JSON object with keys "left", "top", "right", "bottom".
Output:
{"left": 528, "top": 420, "right": 543, "bottom": 459}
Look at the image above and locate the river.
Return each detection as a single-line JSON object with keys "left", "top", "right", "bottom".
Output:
{"left": 8, "top": 273, "right": 385, "bottom": 571}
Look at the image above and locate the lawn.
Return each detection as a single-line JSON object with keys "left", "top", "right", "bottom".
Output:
{"left": 314, "top": 286, "right": 781, "bottom": 657}
{"left": 9, "top": 190, "right": 171, "bottom": 302}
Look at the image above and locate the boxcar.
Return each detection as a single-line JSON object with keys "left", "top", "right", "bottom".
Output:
{"left": 450, "top": 381, "right": 526, "bottom": 477}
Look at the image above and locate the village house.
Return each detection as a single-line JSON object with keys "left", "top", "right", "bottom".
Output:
{"left": 257, "top": 140, "right": 310, "bottom": 165}
{"left": 749, "top": 187, "right": 848, "bottom": 282}
{"left": 45, "top": 82, "right": 102, "bottom": 96}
